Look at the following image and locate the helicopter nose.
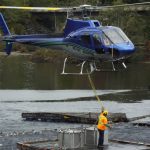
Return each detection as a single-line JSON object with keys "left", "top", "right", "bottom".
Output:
{"left": 119, "top": 47, "right": 135, "bottom": 56}
{"left": 115, "top": 43, "right": 135, "bottom": 57}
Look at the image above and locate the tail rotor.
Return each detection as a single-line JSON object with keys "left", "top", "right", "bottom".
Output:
{"left": 0, "top": 13, "right": 12, "bottom": 55}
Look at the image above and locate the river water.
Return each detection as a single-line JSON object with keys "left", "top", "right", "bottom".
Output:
{"left": 0, "top": 55, "right": 150, "bottom": 90}
{"left": 0, "top": 55, "right": 150, "bottom": 133}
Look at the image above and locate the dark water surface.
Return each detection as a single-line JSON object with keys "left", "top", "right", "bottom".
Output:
{"left": 0, "top": 55, "right": 150, "bottom": 90}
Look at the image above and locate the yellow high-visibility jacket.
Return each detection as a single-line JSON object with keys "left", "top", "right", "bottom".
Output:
{"left": 97, "top": 113, "right": 108, "bottom": 130}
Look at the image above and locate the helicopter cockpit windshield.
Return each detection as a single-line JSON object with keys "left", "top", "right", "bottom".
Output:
{"left": 102, "top": 27, "right": 130, "bottom": 45}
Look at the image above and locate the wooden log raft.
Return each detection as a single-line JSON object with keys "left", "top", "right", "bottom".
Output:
{"left": 22, "top": 112, "right": 128, "bottom": 124}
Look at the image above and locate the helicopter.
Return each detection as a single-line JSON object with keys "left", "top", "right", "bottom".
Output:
{"left": 0, "top": 4, "right": 136, "bottom": 75}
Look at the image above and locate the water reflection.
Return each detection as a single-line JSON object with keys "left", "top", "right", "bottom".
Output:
{"left": 0, "top": 55, "right": 149, "bottom": 90}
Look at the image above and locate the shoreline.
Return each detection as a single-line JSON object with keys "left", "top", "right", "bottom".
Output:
{"left": 0, "top": 51, "right": 150, "bottom": 64}
{"left": 0, "top": 51, "right": 31, "bottom": 56}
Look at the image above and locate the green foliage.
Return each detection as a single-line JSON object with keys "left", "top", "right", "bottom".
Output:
{"left": 113, "top": 0, "right": 124, "bottom": 5}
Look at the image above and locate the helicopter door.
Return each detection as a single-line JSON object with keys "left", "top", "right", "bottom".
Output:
{"left": 93, "top": 33, "right": 104, "bottom": 54}
{"left": 80, "top": 34, "right": 92, "bottom": 49}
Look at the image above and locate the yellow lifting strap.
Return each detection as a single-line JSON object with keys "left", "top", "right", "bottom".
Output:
{"left": 87, "top": 71, "right": 104, "bottom": 110}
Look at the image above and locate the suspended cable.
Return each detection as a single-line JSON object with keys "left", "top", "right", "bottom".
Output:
{"left": 87, "top": 70, "right": 104, "bottom": 111}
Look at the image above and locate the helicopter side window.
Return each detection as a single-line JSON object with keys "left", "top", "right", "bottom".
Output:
{"left": 102, "top": 28, "right": 130, "bottom": 44}
{"left": 93, "top": 34, "right": 104, "bottom": 54}
{"left": 102, "top": 34, "right": 111, "bottom": 46}
{"left": 81, "top": 34, "right": 91, "bottom": 47}
{"left": 93, "top": 34, "right": 101, "bottom": 46}
{"left": 93, "top": 21, "right": 100, "bottom": 27}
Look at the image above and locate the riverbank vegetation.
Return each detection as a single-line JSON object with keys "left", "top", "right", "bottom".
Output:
{"left": 0, "top": 0, "right": 149, "bottom": 62}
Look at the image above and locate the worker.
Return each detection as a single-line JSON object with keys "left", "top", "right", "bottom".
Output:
{"left": 97, "top": 110, "right": 111, "bottom": 147}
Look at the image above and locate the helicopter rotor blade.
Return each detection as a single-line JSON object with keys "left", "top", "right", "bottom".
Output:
{"left": 96, "top": 2, "right": 150, "bottom": 10}
{"left": 0, "top": 2, "right": 149, "bottom": 12}
{"left": 0, "top": 6, "right": 69, "bottom": 12}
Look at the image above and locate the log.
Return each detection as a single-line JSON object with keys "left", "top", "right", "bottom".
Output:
{"left": 22, "top": 112, "right": 128, "bottom": 124}
{"left": 129, "top": 114, "right": 150, "bottom": 121}
{"left": 108, "top": 113, "right": 128, "bottom": 122}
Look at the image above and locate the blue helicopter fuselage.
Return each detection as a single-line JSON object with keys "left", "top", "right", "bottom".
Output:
{"left": 1, "top": 15, "right": 135, "bottom": 62}
{"left": 62, "top": 18, "right": 135, "bottom": 61}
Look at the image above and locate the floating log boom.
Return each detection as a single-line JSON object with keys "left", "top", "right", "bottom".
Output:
{"left": 22, "top": 112, "right": 128, "bottom": 123}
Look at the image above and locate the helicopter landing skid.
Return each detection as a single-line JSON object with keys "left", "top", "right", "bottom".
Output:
{"left": 111, "top": 61, "right": 127, "bottom": 71}
{"left": 97, "top": 61, "right": 127, "bottom": 72}
{"left": 61, "top": 58, "right": 95, "bottom": 75}
{"left": 61, "top": 58, "right": 127, "bottom": 75}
